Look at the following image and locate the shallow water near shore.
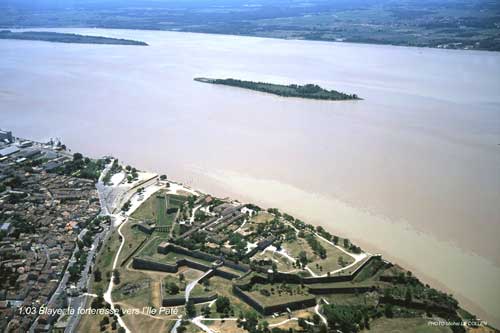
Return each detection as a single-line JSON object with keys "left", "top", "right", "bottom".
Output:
{"left": 1, "top": 28, "right": 499, "bottom": 327}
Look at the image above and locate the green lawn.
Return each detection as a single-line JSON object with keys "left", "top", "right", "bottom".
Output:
{"left": 322, "top": 293, "right": 378, "bottom": 307}
{"left": 117, "top": 221, "right": 149, "bottom": 265}
{"left": 252, "top": 250, "right": 295, "bottom": 272}
{"left": 162, "top": 274, "right": 216, "bottom": 300}
{"left": 145, "top": 251, "right": 214, "bottom": 267}
{"left": 307, "top": 237, "right": 355, "bottom": 275}
{"left": 130, "top": 192, "right": 158, "bottom": 222}
{"left": 361, "top": 317, "right": 452, "bottom": 333}
{"left": 112, "top": 278, "right": 152, "bottom": 303}
{"left": 156, "top": 195, "right": 168, "bottom": 226}
{"left": 246, "top": 283, "right": 314, "bottom": 306}
{"left": 282, "top": 238, "right": 314, "bottom": 259}
{"left": 137, "top": 236, "right": 164, "bottom": 257}
{"left": 136, "top": 240, "right": 215, "bottom": 268}
{"left": 208, "top": 276, "right": 254, "bottom": 315}
{"left": 217, "top": 265, "right": 244, "bottom": 277}
{"left": 131, "top": 192, "right": 187, "bottom": 230}
{"left": 353, "top": 257, "right": 387, "bottom": 283}
{"left": 239, "top": 211, "right": 274, "bottom": 235}
{"left": 282, "top": 235, "right": 354, "bottom": 275}
{"left": 307, "top": 280, "right": 375, "bottom": 291}
{"left": 90, "top": 232, "right": 122, "bottom": 294}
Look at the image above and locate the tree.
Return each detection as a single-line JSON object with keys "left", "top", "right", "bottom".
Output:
{"left": 185, "top": 300, "right": 196, "bottom": 318}
{"left": 243, "top": 311, "right": 258, "bottom": 331}
{"left": 94, "top": 268, "right": 102, "bottom": 282}
{"left": 215, "top": 296, "right": 231, "bottom": 315}
{"left": 384, "top": 304, "right": 394, "bottom": 318}
{"left": 113, "top": 269, "right": 120, "bottom": 284}
{"left": 343, "top": 238, "right": 350, "bottom": 248}
{"left": 261, "top": 320, "right": 270, "bottom": 332}
{"left": 166, "top": 282, "right": 179, "bottom": 295}
{"left": 73, "top": 152, "right": 83, "bottom": 161}
{"left": 100, "top": 316, "right": 110, "bottom": 325}
{"left": 323, "top": 305, "right": 363, "bottom": 333}
{"left": 338, "top": 256, "right": 346, "bottom": 267}
{"left": 364, "top": 315, "right": 370, "bottom": 330}
{"left": 121, "top": 200, "right": 131, "bottom": 212}
{"left": 115, "top": 305, "right": 124, "bottom": 317}
{"left": 298, "top": 318, "right": 307, "bottom": 329}
{"left": 91, "top": 291, "right": 105, "bottom": 309}
{"left": 68, "top": 264, "right": 80, "bottom": 282}
{"left": 298, "top": 251, "right": 308, "bottom": 267}
{"left": 405, "top": 288, "right": 413, "bottom": 304}
{"left": 202, "top": 305, "right": 211, "bottom": 317}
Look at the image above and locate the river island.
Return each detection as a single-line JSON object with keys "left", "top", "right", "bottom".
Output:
{"left": 195, "top": 77, "right": 360, "bottom": 101}
{"left": 0, "top": 30, "right": 148, "bottom": 46}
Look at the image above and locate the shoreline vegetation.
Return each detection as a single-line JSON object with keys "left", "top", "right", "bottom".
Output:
{"left": 0, "top": 30, "right": 148, "bottom": 46}
{"left": 194, "top": 77, "right": 360, "bottom": 101}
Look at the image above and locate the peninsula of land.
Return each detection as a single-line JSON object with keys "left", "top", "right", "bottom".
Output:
{"left": 0, "top": 30, "right": 148, "bottom": 46}
{"left": 195, "top": 77, "right": 360, "bottom": 101}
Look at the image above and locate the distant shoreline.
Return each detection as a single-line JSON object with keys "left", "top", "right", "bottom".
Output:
{"left": 0, "top": 30, "right": 148, "bottom": 46}
{"left": 194, "top": 77, "right": 361, "bottom": 101}
{"left": 3, "top": 27, "right": 499, "bottom": 54}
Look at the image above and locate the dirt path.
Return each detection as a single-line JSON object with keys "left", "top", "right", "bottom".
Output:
{"left": 151, "top": 280, "right": 161, "bottom": 308}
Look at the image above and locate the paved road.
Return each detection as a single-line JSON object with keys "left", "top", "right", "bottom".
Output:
{"left": 64, "top": 224, "right": 110, "bottom": 333}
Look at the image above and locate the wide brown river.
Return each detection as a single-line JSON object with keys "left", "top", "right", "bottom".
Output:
{"left": 1, "top": 28, "right": 499, "bottom": 326}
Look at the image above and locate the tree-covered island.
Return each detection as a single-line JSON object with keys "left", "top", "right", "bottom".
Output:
{"left": 0, "top": 30, "right": 148, "bottom": 46}
{"left": 194, "top": 77, "right": 360, "bottom": 100}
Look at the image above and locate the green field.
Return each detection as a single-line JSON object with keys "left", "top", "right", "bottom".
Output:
{"left": 322, "top": 293, "right": 378, "bottom": 307}
{"left": 281, "top": 235, "right": 355, "bottom": 275}
{"left": 209, "top": 277, "right": 254, "bottom": 315}
{"left": 156, "top": 195, "right": 168, "bottom": 226}
{"left": 131, "top": 192, "right": 187, "bottom": 230}
{"left": 112, "top": 278, "right": 152, "bottom": 303}
{"left": 246, "top": 283, "right": 314, "bottom": 307}
{"left": 361, "top": 317, "right": 452, "bottom": 333}
{"left": 252, "top": 250, "right": 295, "bottom": 272}
{"left": 136, "top": 237, "right": 164, "bottom": 257}
{"left": 117, "top": 221, "right": 149, "bottom": 266}
{"left": 90, "top": 232, "right": 122, "bottom": 294}
{"left": 307, "top": 237, "right": 355, "bottom": 275}
{"left": 145, "top": 251, "right": 214, "bottom": 267}
{"left": 353, "top": 257, "right": 387, "bottom": 283}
